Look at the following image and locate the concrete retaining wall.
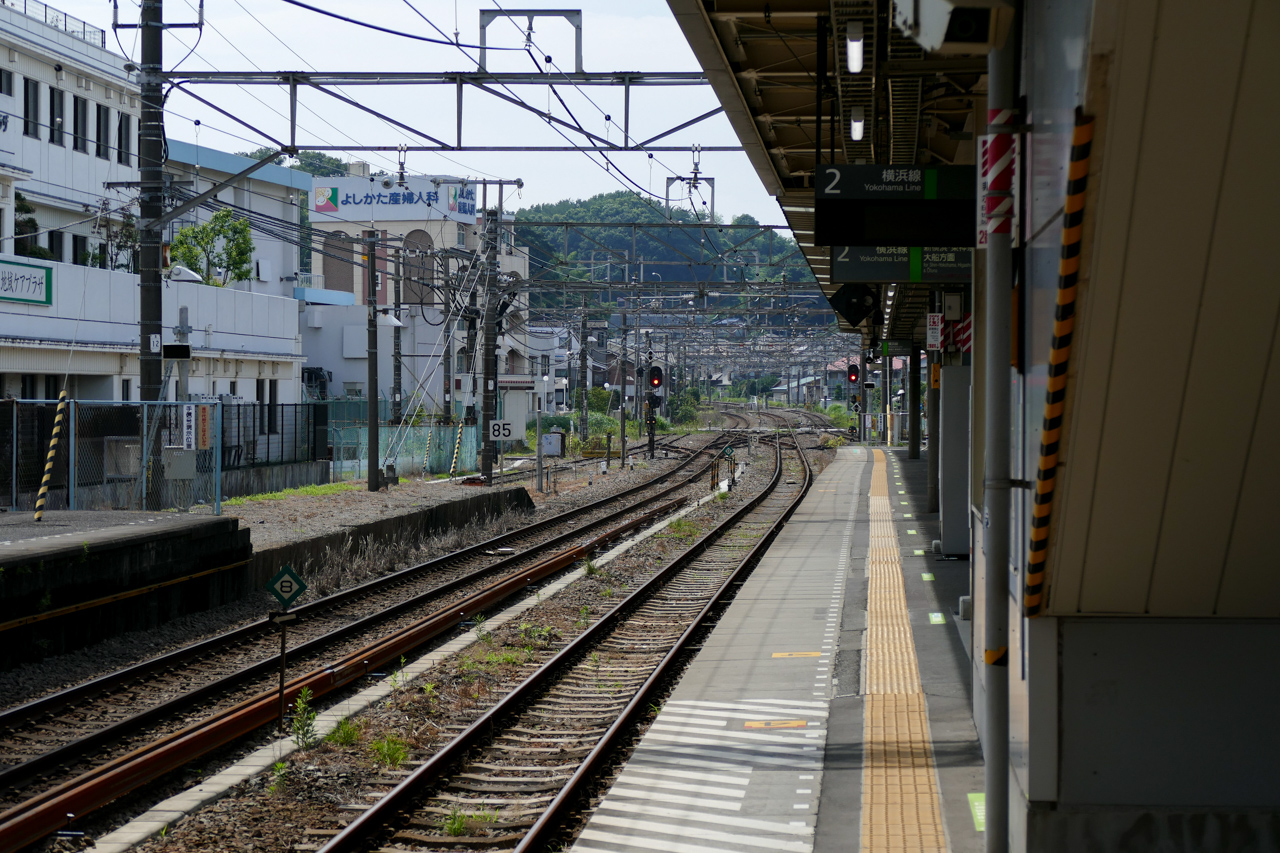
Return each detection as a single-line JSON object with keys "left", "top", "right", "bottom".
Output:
{"left": 249, "top": 486, "right": 536, "bottom": 586}
{"left": 222, "top": 461, "right": 331, "bottom": 499}
{"left": 0, "top": 517, "right": 253, "bottom": 670}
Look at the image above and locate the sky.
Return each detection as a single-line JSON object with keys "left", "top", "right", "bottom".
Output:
{"left": 53, "top": 0, "right": 784, "bottom": 227}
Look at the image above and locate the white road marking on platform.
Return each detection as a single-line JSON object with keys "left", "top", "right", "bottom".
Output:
{"left": 580, "top": 826, "right": 809, "bottom": 853}
{"left": 658, "top": 706, "right": 827, "bottom": 722}
{"left": 593, "top": 802, "right": 811, "bottom": 835}
{"left": 657, "top": 714, "right": 727, "bottom": 726}
{"left": 607, "top": 787, "right": 743, "bottom": 810}
{"left": 668, "top": 699, "right": 828, "bottom": 714}
{"left": 627, "top": 766, "right": 752, "bottom": 785}
{"left": 610, "top": 775, "right": 748, "bottom": 798}
{"left": 649, "top": 725, "right": 826, "bottom": 746}
{"left": 588, "top": 817, "right": 813, "bottom": 852}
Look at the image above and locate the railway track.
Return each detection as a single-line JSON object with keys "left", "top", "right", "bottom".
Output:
{"left": 312, "top": 434, "right": 811, "bottom": 853}
{"left": 483, "top": 434, "right": 689, "bottom": 487}
{"left": 0, "top": 434, "right": 740, "bottom": 853}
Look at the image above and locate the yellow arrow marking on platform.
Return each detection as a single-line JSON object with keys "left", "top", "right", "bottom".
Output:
{"left": 745, "top": 720, "right": 808, "bottom": 729}
{"left": 772, "top": 651, "right": 822, "bottom": 658}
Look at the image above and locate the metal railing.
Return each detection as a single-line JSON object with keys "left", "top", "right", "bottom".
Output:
{"left": 3, "top": 0, "right": 107, "bottom": 48}
{"left": 2, "top": 400, "right": 330, "bottom": 512}
{"left": 220, "top": 403, "right": 319, "bottom": 470}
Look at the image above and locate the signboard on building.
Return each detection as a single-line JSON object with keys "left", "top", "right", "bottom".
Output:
{"left": 814, "top": 164, "right": 975, "bottom": 247}
{"left": 0, "top": 259, "right": 53, "bottom": 306}
{"left": 832, "top": 246, "right": 972, "bottom": 283}
{"left": 312, "top": 176, "right": 477, "bottom": 223}
{"left": 926, "top": 313, "right": 944, "bottom": 351}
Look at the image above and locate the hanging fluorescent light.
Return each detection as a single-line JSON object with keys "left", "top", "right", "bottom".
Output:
{"left": 847, "top": 21, "right": 864, "bottom": 74}
{"left": 850, "top": 105, "right": 865, "bottom": 141}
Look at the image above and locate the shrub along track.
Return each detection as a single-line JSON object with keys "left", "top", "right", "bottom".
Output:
{"left": 310, "top": 434, "right": 811, "bottom": 853}
{"left": 0, "top": 434, "right": 742, "bottom": 853}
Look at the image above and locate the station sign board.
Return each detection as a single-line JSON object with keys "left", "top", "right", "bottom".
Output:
{"left": 831, "top": 246, "right": 972, "bottom": 283}
{"left": 815, "top": 164, "right": 975, "bottom": 248}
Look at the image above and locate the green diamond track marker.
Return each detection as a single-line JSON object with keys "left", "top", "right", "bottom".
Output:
{"left": 268, "top": 565, "right": 307, "bottom": 609}
{"left": 907, "top": 529, "right": 918, "bottom": 535}
{"left": 928, "top": 612, "right": 945, "bottom": 625}
{"left": 968, "top": 792, "right": 986, "bottom": 831}
{"left": 922, "top": 572, "right": 935, "bottom": 581}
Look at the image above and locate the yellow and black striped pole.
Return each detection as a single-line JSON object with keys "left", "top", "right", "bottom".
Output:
{"left": 1025, "top": 110, "right": 1094, "bottom": 617}
{"left": 423, "top": 427, "right": 433, "bottom": 476}
{"left": 34, "top": 389, "right": 69, "bottom": 522}
{"left": 448, "top": 422, "right": 463, "bottom": 479}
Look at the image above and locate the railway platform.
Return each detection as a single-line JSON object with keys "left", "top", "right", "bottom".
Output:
{"left": 0, "top": 510, "right": 252, "bottom": 669}
{"left": 572, "top": 444, "right": 983, "bottom": 853}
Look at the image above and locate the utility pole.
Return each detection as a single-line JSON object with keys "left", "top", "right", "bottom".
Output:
{"left": 619, "top": 305, "right": 627, "bottom": 463}
{"left": 138, "top": 0, "right": 164, "bottom": 403}
{"left": 578, "top": 298, "right": 589, "bottom": 443}
{"left": 175, "top": 306, "right": 191, "bottom": 400}
{"left": 365, "top": 230, "right": 380, "bottom": 491}
{"left": 392, "top": 247, "right": 402, "bottom": 423}
{"left": 441, "top": 256, "right": 453, "bottom": 423}
{"left": 480, "top": 211, "right": 500, "bottom": 483}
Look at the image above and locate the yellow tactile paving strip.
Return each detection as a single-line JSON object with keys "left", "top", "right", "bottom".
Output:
{"left": 861, "top": 449, "right": 948, "bottom": 851}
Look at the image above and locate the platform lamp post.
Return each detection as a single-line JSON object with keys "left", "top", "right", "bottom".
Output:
{"left": 603, "top": 382, "right": 611, "bottom": 470}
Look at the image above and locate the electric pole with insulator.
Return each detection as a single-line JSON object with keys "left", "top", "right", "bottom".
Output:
{"left": 480, "top": 211, "right": 500, "bottom": 484}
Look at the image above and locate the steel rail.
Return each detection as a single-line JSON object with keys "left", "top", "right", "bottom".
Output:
{"left": 319, "top": 433, "right": 810, "bottom": 852}
{"left": 0, "top": 440, "right": 739, "bottom": 853}
{"left": 0, "top": 481, "right": 703, "bottom": 853}
{"left": 0, "top": 436, "right": 715, "bottom": 736}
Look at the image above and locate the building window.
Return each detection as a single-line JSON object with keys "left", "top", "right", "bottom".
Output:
{"left": 95, "top": 104, "right": 110, "bottom": 158}
{"left": 72, "top": 96, "right": 88, "bottom": 151}
{"left": 44, "top": 375, "right": 60, "bottom": 400}
{"left": 456, "top": 224, "right": 466, "bottom": 247}
{"left": 229, "top": 381, "right": 237, "bottom": 397}
{"left": 23, "top": 78, "right": 39, "bottom": 138}
{"left": 97, "top": 241, "right": 108, "bottom": 269}
{"left": 121, "top": 378, "right": 131, "bottom": 401}
{"left": 72, "top": 234, "right": 88, "bottom": 266}
{"left": 20, "top": 374, "right": 38, "bottom": 399}
{"left": 0, "top": 70, "right": 13, "bottom": 97}
{"left": 48, "top": 87, "right": 64, "bottom": 146}
{"left": 256, "top": 378, "right": 279, "bottom": 434}
{"left": 116, "top": 113, "right": 131, "bottom": 164}
{"left": 47, "top": 230, "right": 63, "bottom": 262}
{"left": 541, "top": 354, "right": 550, "bottom": 377}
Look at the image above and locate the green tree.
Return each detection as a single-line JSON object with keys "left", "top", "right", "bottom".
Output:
{"left": 13, "top": 192, "right": 53, "bottom": 260}
{"left": 587, "top": 387, "right": 611, "bottom": 413}
{"left": 170, "top": 209, "right": 254, "bottom": 286}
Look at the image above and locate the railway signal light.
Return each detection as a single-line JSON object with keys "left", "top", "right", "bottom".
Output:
{"left": 847, "top": 364, "right": 859, "bottom": 383}
{"left": 649, "top": 366, "right": 664, "bottom": 389}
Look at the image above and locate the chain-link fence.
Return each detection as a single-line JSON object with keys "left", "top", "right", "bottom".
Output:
{"left": 3, "top": 400, "right": 334, "bottom": 513}
{"left": 332, "top": 423, "right": 481, "bottom": 481}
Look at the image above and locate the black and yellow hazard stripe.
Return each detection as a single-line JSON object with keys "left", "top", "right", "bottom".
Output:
{"left": 33, "top": 389, "right": 69, "bottom": 522}
{"left": 449, "top": 421, "right": 464, "bottom": 479}
{"left": 1026, "top": 110, "right": 1094, "bottom": 617}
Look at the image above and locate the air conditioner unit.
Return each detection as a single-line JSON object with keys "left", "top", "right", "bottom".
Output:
{"left": 894, "top": 0, "right": 1014, "bottom": 54}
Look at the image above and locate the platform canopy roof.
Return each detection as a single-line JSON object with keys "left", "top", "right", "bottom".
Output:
{"left": 665, "top": 0, "right": 987, "bottom": 343}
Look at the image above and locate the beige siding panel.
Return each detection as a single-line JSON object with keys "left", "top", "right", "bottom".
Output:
{"left": 1216, "top": 325, "right": 1280, "bottom": 616}
{"left": 1047, "top": 0, "right": 1158, "bottom": 614}
{"left": 1147, "top": 0, "right": 1280, "bottom": 616}
{"left": 1078, "top": 1, "right": 1252, "bottom": 613}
